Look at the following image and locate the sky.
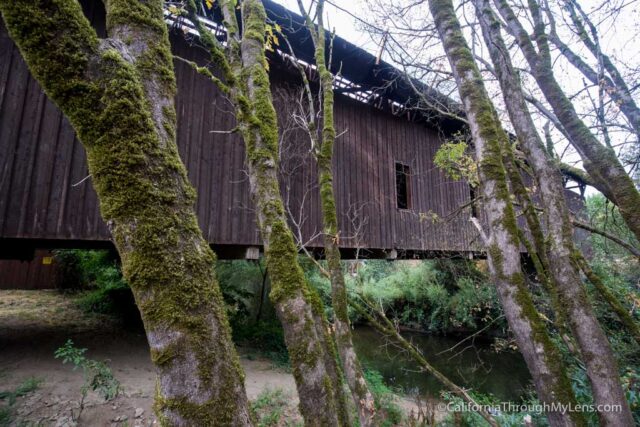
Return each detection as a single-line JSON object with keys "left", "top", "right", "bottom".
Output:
{"left": 271, "top": 0, "right": 640, "bottom": 73}
{"left": 274, "top": 0, "right": 376, "bottom": 52}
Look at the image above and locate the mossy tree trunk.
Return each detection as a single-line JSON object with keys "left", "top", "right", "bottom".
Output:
{"left": 494, "top": 0, "right": 640, "bottom": 245}
{"left": 0, "top": 0, "right": 253, "bottom": 425}
{"left": 296, "top": 1, "right": 377, "bottom": 424}
{"left": 428, "top": 1, "right": 585, "bottom": 425}
{"left": 186, "top": 1, "right": 349, "bottom": 425}
{"left": 476, "top": 1, "right": 634, "bottom": 424}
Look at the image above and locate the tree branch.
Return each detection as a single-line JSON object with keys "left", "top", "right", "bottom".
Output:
{"left": 572, "top": 218, "right": 640, "bottom": 259}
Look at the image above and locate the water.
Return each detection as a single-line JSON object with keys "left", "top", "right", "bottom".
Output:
{"left": 352, "top": 326, "right": 532, "bottom": 402}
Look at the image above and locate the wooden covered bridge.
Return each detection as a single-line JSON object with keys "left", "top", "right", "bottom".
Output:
{"left": 0, "top": 0, "right": 583, "bottom": 273}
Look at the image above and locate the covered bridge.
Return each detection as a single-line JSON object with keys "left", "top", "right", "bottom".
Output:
{"left": 0, "top": 0, "right": 582, "bottom": 266}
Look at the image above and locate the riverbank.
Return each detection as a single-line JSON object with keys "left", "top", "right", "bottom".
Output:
{"left": 0, "top": 290, "right": 441, "bottom": 426}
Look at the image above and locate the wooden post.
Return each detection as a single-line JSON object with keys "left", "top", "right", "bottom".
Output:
{"left": 244, "top": 247, "right": 260, "bottom": 260}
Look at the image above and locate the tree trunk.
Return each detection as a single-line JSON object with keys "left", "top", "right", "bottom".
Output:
{"left": 494, "top": 0, "right": 640, "bottom": 245}
{"left": 476, "top": 1, "right": 634, "bottom": 424}
{"left": 428, "top": 1, "right": 585, "bottom": 425}
{"left": 295, "top": 1, "right": 377, "bottom": 424}
{"left": 0, "top": 1, "right": 253, "bottom": 425}
{"left": 211, "top": 1, "right": 350, "bottom": 424}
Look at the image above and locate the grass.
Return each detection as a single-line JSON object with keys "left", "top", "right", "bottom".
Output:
{"left": 251, "top": 388, "right": 301, "bottom": 427}
{"left": 0, "top": 290, "right": 114, "bottom": 333}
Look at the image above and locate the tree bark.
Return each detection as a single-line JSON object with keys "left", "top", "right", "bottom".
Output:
{"left": 476, "top": 1, "right": 635, "bottom": 424}
{"left": 188, "top": 1, "right": 349, "bottom": 424}
{"left": 296, "top": 1, "right": 377, "bottom": 424}
{"left": 428, "top": 1, "right": 585, "bottom": 425}
{"left": 494, "top": 0, "right": 640, "bottom": 245}
{"left": 0, "top": 1, "right": 253, "bottom": 425}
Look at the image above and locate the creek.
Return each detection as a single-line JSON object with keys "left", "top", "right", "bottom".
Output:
{"left": 352, "top": 326, "right": 532, "bottom": 401}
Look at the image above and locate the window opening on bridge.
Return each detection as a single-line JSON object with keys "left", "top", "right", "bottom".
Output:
{"left": 469, "top": 185, "right": 478, "bottom": 218}
{"left": 395, "top": 162, "right": 411, "bottom": 210}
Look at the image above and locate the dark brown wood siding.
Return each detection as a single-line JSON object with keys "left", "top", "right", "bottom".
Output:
{"left": 0, "top": 250, "right": 57, "bottom": 289}
{"left": 0, "top": 17, "right": 479, "bottom": 255}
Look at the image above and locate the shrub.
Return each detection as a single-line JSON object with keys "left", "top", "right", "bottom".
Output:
{"left": 216, "top": 260, "right": 264, "bottom": 325}
{"left": 233, "top": 320, "right": 289, "bottom": 367}
{"left": 352, "top": 260, "right": 505, "bottom": 335}
{"left": 54, "top": 339, "right": 120, "bottom": 421}
{"left": 439, "top": 390, "right": 549, "bottom": 427}
{"left": 448, "top": 277, "right": 501, "bottom": 330}
{"left": 53, "top": 250, "right": 86, "bottom": 291}
{"left": 70, "top": 251, "right": 139, "bottom": 323}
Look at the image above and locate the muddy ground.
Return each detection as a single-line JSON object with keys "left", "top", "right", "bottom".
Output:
{"left": 0, "top": 290, "right": 302, "bottom": 426}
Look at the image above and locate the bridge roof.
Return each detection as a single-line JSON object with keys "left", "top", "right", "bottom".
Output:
{"left": 192, "top": 0, "right": 465, "bottom": 133}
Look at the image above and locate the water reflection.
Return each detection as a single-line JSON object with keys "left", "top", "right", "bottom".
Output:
{"left": 352, "top": 326, "right": 532, "bottom": 401}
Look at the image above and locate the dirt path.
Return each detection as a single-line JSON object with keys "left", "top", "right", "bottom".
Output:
{"left": 1, "top": 329, "right": 301, "bottom": 426}
{"left": 0, "top": 290, "right": 305, "bottom": 426}
{"left": 0, "top": 290, "right": 433, "bottom": 426}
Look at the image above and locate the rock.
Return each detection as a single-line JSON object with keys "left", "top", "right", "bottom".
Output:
{"left": 112, "top": 414, "right": 128, "bottom": 422}
{"left": 134, "top": 407, "right": 144, "bottom": 418}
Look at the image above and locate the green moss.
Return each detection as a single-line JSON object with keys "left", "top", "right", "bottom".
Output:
{"left": 512, "top": 275, "right": 583, "bottom": 425}
{"left": 161, "top": 104, "right": 177, "bottom": 141}
{"left": 185, "top": 0, "right": 235, "bottom": 85}
{"left": 106, "top": 0, "right": 165, "bottom": 35}
{"left": 0, "top": 0, "right": 102, "bottom": 141}
{"left": 106, "top": 0, "right": 177, "bottom": 104}
{"left": 150, "top": 343, "right": 179, "bottom": 367}
{"left": 1, "top": 1, "right": 251, "bottom": 423}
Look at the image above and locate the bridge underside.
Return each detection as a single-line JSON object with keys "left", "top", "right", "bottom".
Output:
{"left": 0, "top": 238, "right": 483, "bottom": 262}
